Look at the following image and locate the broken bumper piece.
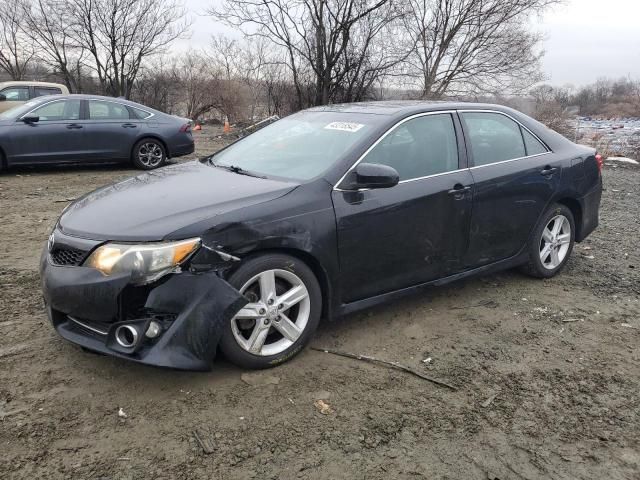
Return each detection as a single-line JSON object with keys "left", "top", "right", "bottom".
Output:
{"left": 41, "top": 256, "right": 246, "bottom": 371}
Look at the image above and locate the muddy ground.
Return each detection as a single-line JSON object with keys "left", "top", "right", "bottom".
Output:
{"left": 0, "top": 129, "right": 639, "bottom": 480}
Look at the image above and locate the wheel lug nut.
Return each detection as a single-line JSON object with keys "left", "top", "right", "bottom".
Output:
{"left": 263, "top": 319, "right": 270, "bottom": 325}
{"left": 278, "top": 304, "right": 283, "bottom": 310}
{"left": 259, "top": 308, "right": 266, "bottom": 315}
{"left": 268, "top": 299, "right": 274, "bottom": 305}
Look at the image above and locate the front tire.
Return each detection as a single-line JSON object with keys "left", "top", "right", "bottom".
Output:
{"left": 220, "top": 254, "right": 322, "bottom": 369}
{"left": 132, "top": 138, "right": 166, "bottom": 170}
{"left": 521, "top": 203, "right": 575, "bottom": 278}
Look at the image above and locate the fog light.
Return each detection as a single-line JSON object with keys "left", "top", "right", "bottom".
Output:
{"left": 145, "top": 321, "right": 161, "bottom": 338}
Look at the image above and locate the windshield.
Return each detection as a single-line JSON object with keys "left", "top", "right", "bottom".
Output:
{"left": 0, "top": 99, "right": 41, "bottom": 120}
{"left": 210, "top": 111, "right": 383, "bottom": 180}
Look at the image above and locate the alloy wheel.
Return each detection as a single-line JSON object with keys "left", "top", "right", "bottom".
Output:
{"left": 138, "top": 142, "right": 163, "bottom": 167}
{"left": 539, "top": 214, "right": 571, "bottom": 270}
{"left": 231, "top": 269, "right": 311, "bottom": 356}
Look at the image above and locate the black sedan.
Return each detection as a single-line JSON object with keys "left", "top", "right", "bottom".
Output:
{"left": 40, "top": 101, "right": 603, "bottom": 370}
{"left": 0, "top": 94, "right": 194, "bottom": 170}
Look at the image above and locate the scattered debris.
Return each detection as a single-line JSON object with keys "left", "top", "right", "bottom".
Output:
{"left": 117, "top": 407, "right": 127, "bottom": 418}
{"left": 312, "top": 347, "right": 457, "bottom": 391}
{"left": 193, "top": 429, "right": 215, "bottom": 454}
{"left": 621, "top": 323, "right": 638, "bottom": 329}
{"left": 309, "top": 390, "right": 331, "bottom": 401}
{"left": 240, "top": 372, "right": 281, "bottom": 386}
{"left": 422, "top": 357, "right": 433, "bottom": 364}
{"left": 481, "top": 394, "right": 498, "bottom": 408}
{"left": 607, "top": 157, "right": 639, "bottom": 165}
{"left": 562, "top": 318, "right": 580, "bottom": 323}
{"left": 313, "top": 399, "right": 333, "bottom": 415}
{"left": 54, "top": 198, "right": 76, "bottom": 203}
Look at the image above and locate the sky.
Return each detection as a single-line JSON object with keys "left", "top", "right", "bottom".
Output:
{"left": 180, "top": 0, "right": 640, "bottom": 87}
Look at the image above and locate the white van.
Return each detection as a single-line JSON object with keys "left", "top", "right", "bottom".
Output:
{"left": 0, "top": 81, "right": 70, "bottom": 113}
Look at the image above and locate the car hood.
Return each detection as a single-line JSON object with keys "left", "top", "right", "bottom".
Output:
{"left": 59, "top": 161, "right": 299, "bottom": 241}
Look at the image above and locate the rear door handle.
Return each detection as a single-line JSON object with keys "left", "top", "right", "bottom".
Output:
{"left": 122, "top": 123, "right": 137, "bottom": 128}
{"left": 448, "top": 184, "right": 471, "bottom": 197}
{"left": 66, "top": 124, "right": 83, "bottom": 130}
{"left": 541, "top": 166, "right": 558, "bottom": 176}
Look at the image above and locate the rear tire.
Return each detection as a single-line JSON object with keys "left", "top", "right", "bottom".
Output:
{"left": 220, "top": 254, "right": 322, "bottom": 369}
{"left": 132, "top": 138, "right": 166, "bottom": 170}
{"left": 521, "top": 203, "right": 575, "bottom": 278}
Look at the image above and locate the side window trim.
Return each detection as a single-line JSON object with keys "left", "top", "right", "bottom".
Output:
{"left": 458, "top": 109, "right": 552, "bottom": 169}
{"left": 334, "top": 110, "right": 465, "bottom": 191}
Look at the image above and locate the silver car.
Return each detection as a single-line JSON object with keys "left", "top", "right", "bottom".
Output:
{"left": 0, "top": 94, "right": 194, "bottom": 171}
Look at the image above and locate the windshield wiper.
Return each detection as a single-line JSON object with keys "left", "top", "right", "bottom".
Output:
{"left": 209, "top": 160, "right": 266, "bottom": 179}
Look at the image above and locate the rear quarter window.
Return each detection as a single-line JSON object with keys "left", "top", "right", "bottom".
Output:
{"left": 131, "top": 107, "right": 153, "bottom": 119}
{"left": 522, "top": 129, "right": 548, "bottom": 155}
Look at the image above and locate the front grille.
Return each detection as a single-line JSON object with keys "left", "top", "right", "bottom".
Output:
{"left": 50, "top": 246, "right": 87, "bottom": 266}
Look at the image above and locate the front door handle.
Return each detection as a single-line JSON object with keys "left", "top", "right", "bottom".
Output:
{"left": 541, "top": 166, "right": 558, "bottom": 176}
{"left": 66, "top": 124, "right": 83, "bottom": 130}
{"left": 122, "top": 123, "right": 137, "bottom": 128}
{"left": 448, "top": 184, "right": 471, "bottom": 198}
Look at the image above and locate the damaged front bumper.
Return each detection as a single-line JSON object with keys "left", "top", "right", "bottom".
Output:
{"left": 40, "top": 233, "right": 246, "bottom": 371}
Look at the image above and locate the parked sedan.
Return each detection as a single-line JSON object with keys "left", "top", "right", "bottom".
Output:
{"left": 0, "top": 95, "right": 194, "bottom": 170}
{"left": 41, "top": 102, "right": 603, "bottom": 370}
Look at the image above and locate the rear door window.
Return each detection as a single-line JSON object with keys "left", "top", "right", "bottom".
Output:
{"left": 1, "top": 86, "right": 29, "bottom": 101}
{"left": 88, "top": 101, "right": 130, "bottom": 120}
{"left": 33, "top": 87, "right": 63, "bottom": 97}
{"left": 363, "top": 114, "right": 459, "bottom": 181}
{"left": 461, "top": 112, "right": 526, "bottom": 166}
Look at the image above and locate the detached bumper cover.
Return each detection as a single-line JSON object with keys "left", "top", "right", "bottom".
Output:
{"left": 41, "top": 253, "right": 246, "bottom": 371}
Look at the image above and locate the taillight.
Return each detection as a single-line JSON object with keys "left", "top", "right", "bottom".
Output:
{"left": 179, "top": 123, "right": 191, "bottom": 133}
{"left": 595, "top": 153, "right": 603, "bottom": 174}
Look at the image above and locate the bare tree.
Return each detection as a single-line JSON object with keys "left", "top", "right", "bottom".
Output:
{"left": 402, "top": 0, "right": 559, "bottom": 98}
{"left": 0, "top": 1, "right": 34, "bottom": 80}
{"left": 20, "top": 0, "right": 86, "bottom": 91}
{"left": 68, "top": 0, "right": 190, "bottom": 97}
{"left": 210, "top": 0, "right": 403, "bottom": 107}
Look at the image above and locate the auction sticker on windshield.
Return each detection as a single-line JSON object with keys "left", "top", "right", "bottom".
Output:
{"left": 324, "top": 122, "right": 366, "bottom": 133}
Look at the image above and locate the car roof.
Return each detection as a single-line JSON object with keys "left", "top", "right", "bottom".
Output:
{"left": 0, "top": 80, "right": 68, "bottom": 90}
{"left": 307, "top": 100, "right": 518, "bottom": 116}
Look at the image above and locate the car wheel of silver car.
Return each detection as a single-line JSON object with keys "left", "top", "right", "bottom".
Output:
{"left": 132, "top": 138, "right": 166, "bottom": 170}
{"left": 521, "top": 203, "right": 575, "bottom": 278}
{"left": 220, "top": 253, "right": 322, "bottom": 369}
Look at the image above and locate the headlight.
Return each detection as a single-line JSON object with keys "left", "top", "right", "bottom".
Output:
{"left": 84, "top": 238, "right": 201, "bottom": 284}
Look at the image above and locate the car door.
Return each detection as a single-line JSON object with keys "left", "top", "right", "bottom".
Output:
{"left": 459, "top": 111, "right": 562, "bottom": 267}
{"left": 82, "top": 100, "right": 141, "bottom": 160}
{"left": 332, "top": 112, "right": 474, "bottom": 304}
{"left": 6, "top": 98, "right": 86, "bottom": 164}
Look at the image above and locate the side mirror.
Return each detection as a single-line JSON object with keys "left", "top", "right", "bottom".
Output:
{"left": 21, "top": 116, "right": 39, "bottom": 124}
{"left": 0, "top": 94, "right": 6, "bottom": 101}
{"left": 348, "top": 163, "right": 399, "bottom": 190}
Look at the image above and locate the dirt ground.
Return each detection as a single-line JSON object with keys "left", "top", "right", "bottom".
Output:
{"left": 1, "top": 130, "right": 639, "bottom": 480}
